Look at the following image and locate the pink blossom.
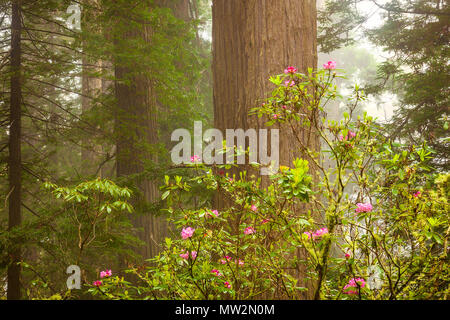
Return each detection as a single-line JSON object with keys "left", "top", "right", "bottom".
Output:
{"left": 181, "top": 227, "right": 195, "bottom": 240}
{"left": 343, "top": 278, "right": 366, "bottom": 295}
{"left": 220, "top": 256, "right": 232, "bottom": 264}
{"left": 355, "top": 203, "right": 373, "bottom": 213}
{"left": 251, "top": 205, "right": 258, "bottom": 212}
{"left": 273, "top": 114, "right": 280, "bottom": 119}
{"left": 304, "top": 227, "right": 329, "bottom": 240}
{"left": 224, "top": 281, "right": 232, "bottom": 289}
{"left": 206, "top": 209, "right": 220, "bottom": 218}
{"left": 339, "top": 130, "right": 356, "bottom": 141}
{"left": 282, "top": 105, "right": 287, "bottom": 110}
{"left": 261, "top": 218, "right": 270, "bottom": 224}
{"left": 236, "top": 259, "right": 244, "bottom": 267}
{"left": 323, "top": 60, "right": 337, "bottom": 70}
{"left": 244, "top": 227, "right": 256, "bottom": 235}
{"left": 211, "top": 269, "right": 223, "bottom": 277}
{"left": 284, "top": 66, "right": 298, "bottom": 74}
{"left": 93, "top": 280, "right": 102, "bottom": 287}
{"left": 180, "top": 251, "right": 189, "bottom": 259}
{"left": 100, "top": 269, "right": 112, "bottom": 278}
{"left": 413, "top": 191, "right": 421, "bottom": 198}
{"left": 284, "top": 80, "right": 295, "bottom": 87}
{"left": 345, "top": 252, "right": 351, "bottom": 259}
{"left": 191, "top": 251, "right": 197, "bottom": 259}
{"left": 190, "top": 155, "right": 201, "bottom": 163}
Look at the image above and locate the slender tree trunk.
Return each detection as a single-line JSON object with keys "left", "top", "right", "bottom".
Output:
{"left": 81, "top": 0, "right": 104, "bottom": 176}
{"left": 8, "top": 0, "right": 22, "bottom": 300}
{"left": 212, "top": 0, "right": 319, "bottom": 299}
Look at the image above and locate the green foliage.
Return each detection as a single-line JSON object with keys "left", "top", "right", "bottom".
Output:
{"left": 85, "top": 66, "right": 449, "bottom": 300}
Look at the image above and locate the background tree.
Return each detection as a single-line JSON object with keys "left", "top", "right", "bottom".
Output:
{"left": 319, "top": 0, "right": 450, "bottom": 171}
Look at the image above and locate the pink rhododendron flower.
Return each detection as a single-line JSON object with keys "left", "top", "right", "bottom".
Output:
{"left": 181, "top": 227, "right": 195, "bottom": 239}
{"left": 339, "top": 130, "right": 356, "bottom": 141}
{"left": 191, "top": 251, "right": 197, "bottom": 259}
{"left": 236, "top": 259, "right": 244, "bottom": 266}
{"left": 211, "top": 269, "right": 223, "bottom": 277}
{"left": 244, "top": 227, "right": 256, "bottom": 235}
{"left": 220, "top": 255, "right": 232, "bottom": 264}
{"left": 224, "top": 281, "right": 232, "bottom": 289}
{"left": 282, "top": 105, "right": 287, "bottom": 110}
{"left": 343, "top": 278, "right": 366, "bottom": 295}
{"left": 180, "top": 252, "right": 189, "bottom": 259}
{"left": 355, "top": 203, "right": 373, "bottom": 213}
{"left": 273, "top": 114, "right": 280, "bottom": 119}
{"left": 284, "top": 79, "right": 295, "bottom": 87}
{"left": 93, "top": 280, "right": 102, "bottom": 287}
{"left": 261, "top": 218, "right": 270, "bottom": 224}
{"left": 323, "top": 60, "right": 337, "bottom": 70}
{"left": 206, "top": 209, "right": 220, "bottom": 218}
{"left": 284, "top": 66, "right": 298, "bottom": 74}
{"left": 345, "top": 252, "right": 351, "bottom": 259}
{"left": 413, "top": 191, "right": 421, "bottom": 198}
{"left": 251, "top": 205, "right": 257, "bottom": 212}
{"left": 190, "top": 155, "right": 201, "bottom": 163}
{"left": 100, "top": 269, "right": 112, "bottom": 278}
{"left": 304, "top": 227, "right": 329, "bottom": 240}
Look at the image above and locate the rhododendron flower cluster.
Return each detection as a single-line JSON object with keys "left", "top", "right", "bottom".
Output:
{"left": 244, "top": 227, "right": 256, "bottom": 235}
{"left": 180, "top": 251, "right": 197, "bottom": 260}
{"left": 323, "top": 60, "right": 337, "bottom": 70}
{"left": 93, "top": 280, "right": 102, "bottom": 287}
{"left": 211, "top": 269, "right": 223, "bottom": 277}
{"left": 343, "top": 278, "right": 366, "bottom": 295}
{"left": 284, "top": 79, "right": 295, "bottom": 87}
{"left": 181, "top": 227, "right": 195, "bottom": 239}
{"left": 413, "top": 191, "right": 421, "bottom": 198}
{"left": 284, "top": 66, "right": 297, "bottom": 74}
{"left": 206, "top": 209, "right": 219, "bottom": 218}
{"left": 339, "top": 130, "right": 356, "bottom": 141}
{"left": 100, "top": 269, "right": 112, "bottom": 278}
{"left": 355, "top": 202, "right": 373, "bottom": 213}
{"left": 304, "top": 227, "right": 329, "bottom": 240}
{"left": 224, "top": 281, "right": 232, "bottom": 289}
{"left": 220, "top": 256, "right": 232, "bottom": 264}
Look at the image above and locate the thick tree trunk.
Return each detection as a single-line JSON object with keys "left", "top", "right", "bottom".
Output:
{"left": 8, "top": 0, "right": 22, "bottom": 300}
{"left": 114, "top": 23, "right": 166, "bottom": 260}
{"left": 212, "top": 0, "right": 319, "bottom": 299}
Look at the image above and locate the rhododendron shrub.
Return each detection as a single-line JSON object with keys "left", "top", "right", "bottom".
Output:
{"left": 89, "top": 66, "right": 448, "bottom": 300}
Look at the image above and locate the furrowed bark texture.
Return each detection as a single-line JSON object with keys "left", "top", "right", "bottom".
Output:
{"left": 212, "top": 0, "right": 319, "bottom": 299}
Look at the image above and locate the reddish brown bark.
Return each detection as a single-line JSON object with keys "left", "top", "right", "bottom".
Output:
{"left": 212, "top": 0, "right": 319, "bottom": 299}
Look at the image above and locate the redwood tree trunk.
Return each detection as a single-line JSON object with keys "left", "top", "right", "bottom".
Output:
{"left": 114, "top": 23, "right": 166, "bottom": 260}
{"left": 212, "top": 0, "right": 319, "bottom": 299}
{"left": 8, "top": 0, "right": 22, "bottom": 300}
